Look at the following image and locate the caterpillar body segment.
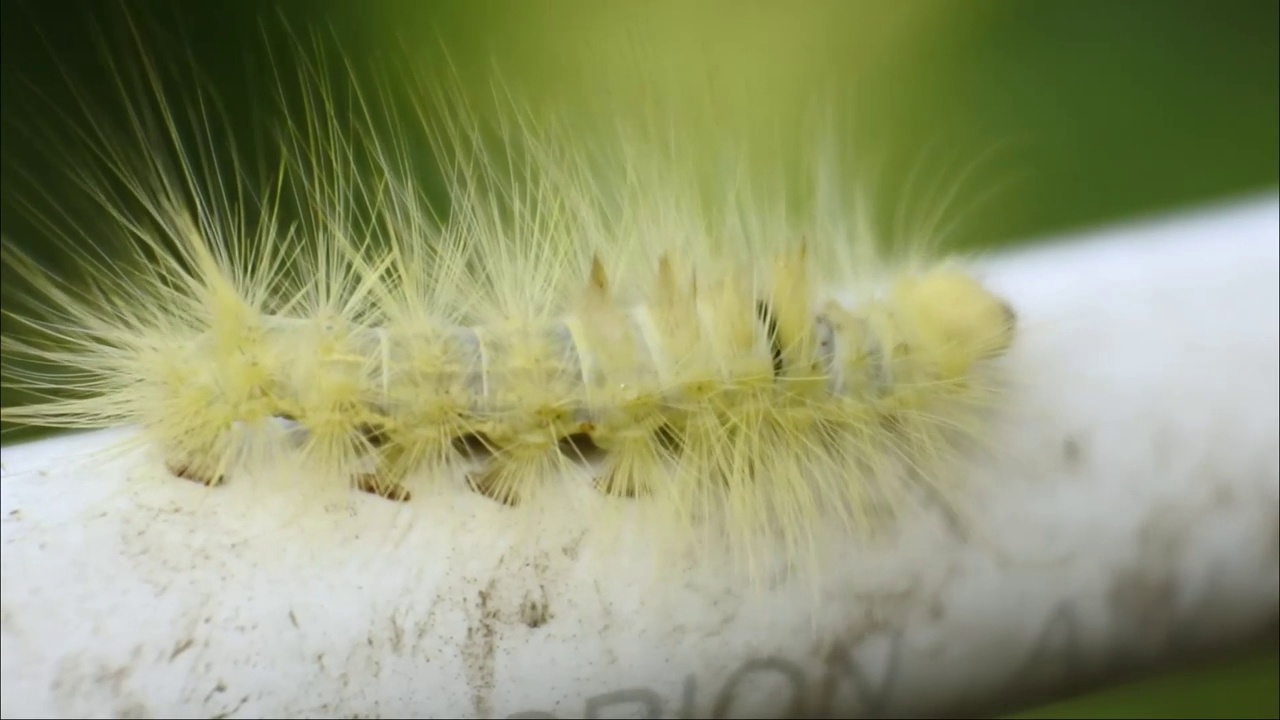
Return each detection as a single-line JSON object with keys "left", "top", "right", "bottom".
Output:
{"left": 24, "top": 246, "right": 1016, "bottom": 520}
{"left": 3, "top": 212, "right": 1016, "bottom": 557}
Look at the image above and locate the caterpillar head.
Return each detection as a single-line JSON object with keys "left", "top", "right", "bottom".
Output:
{"left": 891, "top": 270, "right": 1017, "bottom": 380}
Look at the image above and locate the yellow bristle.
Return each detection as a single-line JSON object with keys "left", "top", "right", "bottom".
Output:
{"left": 0, "top": 20, "right": 1018, "bottom": 583}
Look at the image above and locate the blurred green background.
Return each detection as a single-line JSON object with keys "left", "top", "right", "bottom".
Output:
{"left": 2, "top": 1, "right": 1277, "bottom": 717}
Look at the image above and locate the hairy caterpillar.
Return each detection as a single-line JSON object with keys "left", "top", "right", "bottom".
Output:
{"left": 0, "top": 18, "right": 1017, "bottom": 574}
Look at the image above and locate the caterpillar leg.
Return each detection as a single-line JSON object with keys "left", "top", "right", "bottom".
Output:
{"left": 593, "top": 440, "right": 658, "bottom": 498}
{"left": 562, "top": 431, "right": 655, "bottom": 498}
{"left": 466, "top": 459, "right": 529, "bottom": 507}
{"left": 586, "top": 414, "right": 679, "bottom": 499}
{"left": 466, "top": 440, "right": 571, "bottom": 507}
{"left": 353, "top": 424, "right": 413, "bottom": 503}
{"left": 354, "top": 473, "right": 413, "bottom": 502}
{"left": 165, "top": 458, "right": 225, "bottom": 487}
{"left": 162, "top": 436, "right": 234, "bottom": 488}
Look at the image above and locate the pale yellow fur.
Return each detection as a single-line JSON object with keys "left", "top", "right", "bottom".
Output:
{"left": 0, "top": 26, "right": 1016, "bottom": 578}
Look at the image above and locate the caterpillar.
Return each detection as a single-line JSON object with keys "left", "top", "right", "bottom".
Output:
{"left": 0, "top": 16, "right": 1018, "bottom": 574}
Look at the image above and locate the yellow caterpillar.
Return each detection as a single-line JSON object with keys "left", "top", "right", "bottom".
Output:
{"left": 0, "top": 21, "right": 1017, "bottom": 574}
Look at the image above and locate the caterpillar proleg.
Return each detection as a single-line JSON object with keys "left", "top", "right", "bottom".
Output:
{"left": 0, "top": 15, "right": 1018, "bottom": 575}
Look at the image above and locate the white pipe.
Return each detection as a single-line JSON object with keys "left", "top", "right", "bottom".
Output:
{"left": 2, "top": 194, "right": 1277, "bottom": 719}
